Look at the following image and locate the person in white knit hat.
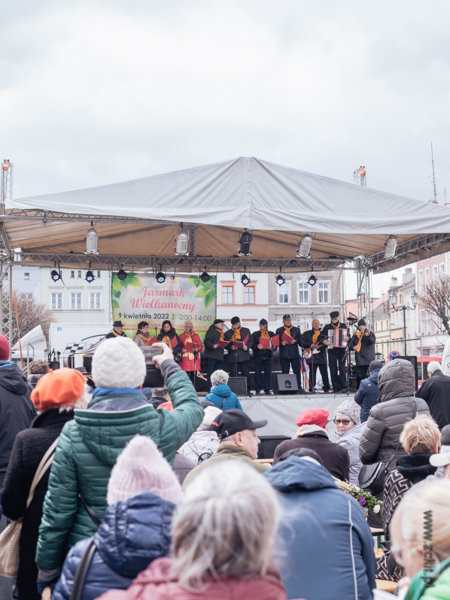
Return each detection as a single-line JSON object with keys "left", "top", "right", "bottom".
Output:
{"left": 36, "top": 340, "right": 203, "bottom": 592}
{"left": 53, "top": 435, "right": 182, "bottom": 600}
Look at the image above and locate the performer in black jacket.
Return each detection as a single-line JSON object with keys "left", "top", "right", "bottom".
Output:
{"left": 302, "top": 318, "right": 330, "bottom": 393}
{"left": 275, "top": 314, "right": 303, "bottom": 392}
{"left": 224, "top": 316, "right": 254, "bottom": 395}
{"left": 105, "top": 320, "right": 128, "bottom": 339}
{"left": 321, "top": 311, "right": 349, "bottom": 393}
{"left": 157, "top": 320, "right": 182, "bottom": 356}
{"left": 203, "top": 319, "right": 226, "bottom": 389}
{"left": 349, "top": 319, "right": 376, "bottom": 389}
{"left": 252, "top": 319, "right": 275, "bottom": 396}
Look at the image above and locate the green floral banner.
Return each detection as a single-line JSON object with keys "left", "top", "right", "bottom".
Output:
{"left": 111, "top": 272, "right": 216, "bottom": 339}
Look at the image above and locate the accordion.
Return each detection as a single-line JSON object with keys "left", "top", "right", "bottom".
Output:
{"left": 328, "top": 328, "right": 347, "bottom": 349}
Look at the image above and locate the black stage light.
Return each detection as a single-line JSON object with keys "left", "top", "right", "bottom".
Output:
{"left": 51, "top": 269, "right": 61, "bottom": 282}
{"left": 156, "top": 271, "right": 166, "bottom": 284}
{"left": 238, "top": 231, "right": 253, "bottom": 256}
{"left": 241, "top": 274, "right": 251, "bottom": 286}
{"left": 200, "top": 271, "right": 210, "bottom": 283}
{"left": 308, "top": 274, "right": 317, "bottom": 286}
{"left": 276, "top": 274, "right": 285, "bottom": 286}
{"left": 117, "top": 269, "right": 127, "bottom": 281}
{"left": 85, "top": 270, "right": 95, "bottom": 283}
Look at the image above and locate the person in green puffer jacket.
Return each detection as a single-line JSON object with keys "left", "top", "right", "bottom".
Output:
{"left": 389, "top": 479, "right": 450, "bottom": 600}
{"left": 35, "top": 338, "right": 203, "bottom": 591}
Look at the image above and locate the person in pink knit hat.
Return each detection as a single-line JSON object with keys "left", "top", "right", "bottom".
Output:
{"left": 52, "top": 435, "right": 182, "bottom": 600}
{"left": 98, "top": 460, "right": 288, "bottom": 600}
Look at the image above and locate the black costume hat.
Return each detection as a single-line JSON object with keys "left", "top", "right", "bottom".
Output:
{"left": 231, "top": 316, "right": 240, "bottom": 325}
{"left": 330, "top": 311, "right": 339, "bottom": 318}
{"left": 358, "top": 319, "right": 366, "bottom": 327}
{"left": 214, "top": 319, "right": 225, "bottom": 325}
{"left": 113, "top": 320, "right": 124, "bottom": 327}
{"left": 282, "top": 314, "right": 291, "bottom": 320}
{"left": 259, "top": 318, "right": 268, "bottom": 325}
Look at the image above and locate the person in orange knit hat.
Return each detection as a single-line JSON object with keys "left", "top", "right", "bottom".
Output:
{"left": 0, "top": 368, "right": 89, "bottom": 600}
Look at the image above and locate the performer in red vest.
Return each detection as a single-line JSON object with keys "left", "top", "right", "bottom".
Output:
{"left": 179, "top": 321, "right": 203, "bottom": 382}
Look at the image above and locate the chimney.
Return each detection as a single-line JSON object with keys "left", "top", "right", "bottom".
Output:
{"left": 390, "top": 276, "right": 398, "bottom": 287}
{"left": 402, "top": 268, "right": 415, "bottom": 285}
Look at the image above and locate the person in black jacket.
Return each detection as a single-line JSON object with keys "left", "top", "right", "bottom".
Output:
{"left": 0, "top": 334, "right": 36, "bottom": 600}
{"left": 224, "top": 316, "right": 254, "bottom": 395}
{"left": 415, "top": 361, "right": 450, "bottom": 429}
{"left": 252, "top": 319, "right": 275, "bottom": 396}
{"left": 203, "top": 319, "right": 226, "bottom": 389}
{"left": 105, "top": 320, "right": 128, "bottom": 339}
{"left": 322, "top": 312, "right": 349, "bottom": 393}
{"left": 1, "top": 368, "right": 89, "bottom": 600}
{"left": 302, "top": 319, "right": 330, "bottom": 393}
{"left": 275, "top": 314, "right": 303, "bottom": 392}
{"left": 349, "top": 319, "right": 376, "bottom": 389}
{"left": 157, "top": 320, "right": 182, "bottom": 357}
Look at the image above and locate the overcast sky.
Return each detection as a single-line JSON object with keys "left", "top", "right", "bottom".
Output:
{"left": 2, "top": 1, "right": 449, "bottom": 297}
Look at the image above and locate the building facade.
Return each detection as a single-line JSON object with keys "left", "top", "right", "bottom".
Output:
{"left": 41, "top": 267, "right": 112, "bottom": 325}
{"left": 372, "top": 294, "right": 390, "bottom": 359}
{"left": 416, "top": 253, "right": 448, "bottom": 356}
{"left": 268, "top": 270, "right": 344, "bottom": 332}
{"left": 216, "top": 272, "right": 268, "bottom": 332}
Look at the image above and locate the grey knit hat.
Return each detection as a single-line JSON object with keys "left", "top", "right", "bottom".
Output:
{"left": 335, "top": 399, "right": 361, "bottom": 424}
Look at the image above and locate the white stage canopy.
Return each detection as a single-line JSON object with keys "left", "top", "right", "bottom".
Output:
{"left": 3, "top": 157, "right": 450, "bottom": 272}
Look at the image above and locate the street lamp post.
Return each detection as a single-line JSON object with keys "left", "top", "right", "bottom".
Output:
{"left": 389, "top": 289, "right": 418, "bottom": 355}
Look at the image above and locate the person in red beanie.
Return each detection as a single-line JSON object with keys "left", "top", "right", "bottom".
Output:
{"left": 1, "top": 368, "right": 89, "bottom": 600}
{"left": 0, "top": 334, "right": 36, "bottom": 599}
{"left": 273, "top": 408, "right": 350, "bottom": 481}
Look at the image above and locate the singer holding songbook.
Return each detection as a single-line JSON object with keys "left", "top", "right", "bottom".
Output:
{"left": 252, "top": 318, "right": 276, "bottom": 396}
{"left": 321, "top": 311, "right": 349, "bottom": 393}
{"left": 133, "top": 321, "right": 151, "bottom": 346}
{"left": 349, "top": 319, "right": 376, "bottom": 389}
{"left": 275, "top": 314, "right": 303, "bottom": 392}
{"left": 224, "top": 316, "right": 254, "bottom": 395}
{"left": 179, "top": 320, "right": 203, "bottom": 380}
{"left": 204, "top": 319, "right": 226, "bottom": 389}
{"left": 157, "top": 320, "right": 182, "bottom": 356}
{"left": 302, "top": 319, "right": 330, "bottom": 393}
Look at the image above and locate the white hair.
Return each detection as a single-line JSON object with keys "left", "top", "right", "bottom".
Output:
{"left": 170, "top": 461, "right": 280, "bottom": 591}
{"left": 428, "top": 361, "right": 442, "bottom": 374}
{"left": 210, "top": 369, "right": 229, "bottom": 387}
{"left": 59, "top": 384, "right": 91, "bottom": 413}
{"left": 392, "top": 480, "right": 450, "bottom": 562}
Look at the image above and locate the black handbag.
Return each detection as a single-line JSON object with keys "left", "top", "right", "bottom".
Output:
{"left": 69, "top": 537, "right": 96, "bottom": 600}
{"left": 358, "top": 398, "right": 418, "bottom": 495}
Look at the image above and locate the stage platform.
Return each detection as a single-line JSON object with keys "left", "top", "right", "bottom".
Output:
{"left": 239, "top": 392, "right": 356, "bottom": 438}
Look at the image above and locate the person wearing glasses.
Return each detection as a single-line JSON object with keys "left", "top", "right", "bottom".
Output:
{"left": 333, "top": 400, "right": 365, "bottom": 486}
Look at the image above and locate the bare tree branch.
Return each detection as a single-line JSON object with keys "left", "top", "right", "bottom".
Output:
{"left": 2, "top": 291, "right": 56, "bottom": 347}
{"left": 420, "top": 275, "right": 450, "bottom": 336}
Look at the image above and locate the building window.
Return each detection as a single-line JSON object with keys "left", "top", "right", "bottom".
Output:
{"left": 70, "top": 271, "right": 75, "bottom": 278}
{"left": 223, "top": 286, "right": 234, "bottom": 305}
{"left": 278, "top": 282, "right": 290, "bottom": 304}
{"left": 89, "top": 292, "right": 101, "bottom": 310}
{"left": 243, "top": 286, "right": 255, "bottom": 305}
{"left": 70, "top": 292, "right": 82, "bottom": 310}
{"left": 433, "top": 265, "right": 438, "bottom": 282}
{"left": 375, "top": 322, "right": 378, "bottom": 332}
{"left": 21, "top": 293, "right": 33, "bottom": 302}
{"left": 318, "top": 282, "right": 330, "bottom": 304}
{"left": 418, "top": 270, "right": 423, "bottom": 294}
{"left": 298, "top": 283, "right": 309, "bottom": 304}
{"left": 51, "top": 293, "right": 62, "bottom": 310}
{"left": 97, "top": 270, "right": 101, "bottom": 278}
{"left": 426, "top": 311, "right": 431, "bottom": 335}
{"left": 24, "top": 272, "right": 30, "bottom": 280}
{"left": 425, "top": 268, "right": 430, "bottom": 287}
{"left": 77, "top": 270, "right": 82, "bottom": 279}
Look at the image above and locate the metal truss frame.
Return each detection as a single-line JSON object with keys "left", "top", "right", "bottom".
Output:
{"left": 16, "top": 251, "right": 348, "bottom": 272}
{"left": 370, "top": 233, "right": 450, "bottom": 271}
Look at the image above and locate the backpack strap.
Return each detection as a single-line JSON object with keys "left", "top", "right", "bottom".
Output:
{"left": 26, "top": 436, "right": 59, "bottom": 508}
{"left": 69, "top": 537, "right": 97, "bottom": 600}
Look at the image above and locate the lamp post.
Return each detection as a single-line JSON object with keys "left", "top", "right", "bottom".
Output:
{"left": 389, "top": 289, "right": 418, "bottom": 355}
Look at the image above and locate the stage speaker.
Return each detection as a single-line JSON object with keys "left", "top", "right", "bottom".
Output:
{"left": 277, "top": 373, "right": 299, "bottom": 393}
{"left": 398, "top": 355, "right": 418, "bottom": 391}
{"left": 228, "top": 377, "right": 247, "bottom": 396}
{"left": 258, "top": 435, "right": 291, "bottom": 460}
